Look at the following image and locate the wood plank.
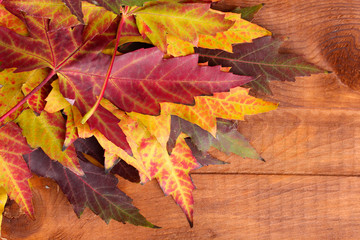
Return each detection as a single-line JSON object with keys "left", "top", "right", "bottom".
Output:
{"left": 4, "top": 175, "right": 360, "bottom": 239}
{"left": 4, "top": 0, "right": 360, "bottom": 239}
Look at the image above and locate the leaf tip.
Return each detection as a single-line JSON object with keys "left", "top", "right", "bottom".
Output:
{"left": 151, "top": 224, "right": 161, "bottom": 229}
{"left": 188, "top": 219, "right": 194, "bottom": 228}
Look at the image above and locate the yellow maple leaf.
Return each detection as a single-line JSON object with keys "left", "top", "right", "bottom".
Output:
{"left": 167, "top": 11, "right": 271, "bottom": 56}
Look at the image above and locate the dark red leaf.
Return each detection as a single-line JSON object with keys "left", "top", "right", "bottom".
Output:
{"left": 196, "top": 36, "right": 324, "bottom": 93}
{"left": 24, "top": 148, "right": 155, "bottom": 227}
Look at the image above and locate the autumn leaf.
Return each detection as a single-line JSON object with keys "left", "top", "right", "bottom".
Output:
{"left": 84, "top": 0, "right": 154, "bottom": 14}
{"left": 197, "top": 36, "right": 324, "bottom": 93}
{"left": 0, "top": 69, "right": 29, "bottom": 123}
{"left": 21, "top": 68, "right": 52, "bottom": 114}
{"left": 60, "top": 0, "right": 84, "bottom": 23}
{"left": 118, "top": 14, "right": 151, "bottom": 46}
{"left": 134, "top": 1, "right": 234, "bottom": 52}
{"left": 162, "top": 87, "right": 277, "bottom": 136}
{"left": 0, "top": 6, "right": 131, "bottom": 153}
{"left": 2, "top": 0, "right": 80, "bottom": 31}
{"left": 167, "top": 11, "right": 271, "bottom": 56}
{"left": 0, "top": 4, "right": 28, "bottom": 35}
{"left": 98, "top": 99, "right": 200, "bottom": 225}
{"left": 0, "top": 122, "right": 33, "bottom": 217}
{"left": 15, "top": 109, "right": 83, "bottom": 175}
{"left": 25, "top": 148, "right": 156, "bottom": 227}
{"left": 63, "top": 105, "right": 78, "bottom": 149}
{"left": 44, "top": 79, "right": 71, "bottom": 113}
{"left": 158, "top": 133, "right": 200, "bottom": 226}
{"left": 59, "top": 47, "right": 253, "bottom": 116}
{"left": 168, "top": 116, "right": 263, "bottom": 160}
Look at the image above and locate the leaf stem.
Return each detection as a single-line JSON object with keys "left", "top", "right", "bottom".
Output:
{"left": 0, "top": 69, "right": 56, "bottom": 124}
{"left": 81, "top": 9, "right": 128, "bottom": 124}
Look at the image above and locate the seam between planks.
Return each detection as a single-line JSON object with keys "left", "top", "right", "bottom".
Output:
{"left": 192, "top": 172, "right": 360, "bottom": 177}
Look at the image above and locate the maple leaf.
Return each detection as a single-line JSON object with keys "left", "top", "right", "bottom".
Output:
{"left": 100, "top": 88, "right": 276, "bottom": 225}
{"left": 167, "top": 11, "right": 271, "bottom": 57}
{"left": 158, "top": 133, "right": 200, "bottom": 227}
{"left": 168, "top": 116, "right": 262, "bottom": 160}
{"left": 25, "top": 148, "right": 156, "bottom": 227}
{"left": 197, "top": 36, "right": 324, "bottom": 93}
{"left": 134, "top": 1, "right": 234, "bottom": 52}
{"left": 59, "top": 47, "right": 253, "bottom": 116}
{"left": 97, "top": 99, "right": 200, "bottom": 225}
{"left": 162, "top": 87, "right": 277, "bottom": 136}
{"left": 0, "top": 122, "right": 33, "bottom": 217}
{"left": 0, "top": 69, "right": 29, "bottom": 124}
{"left": 0, "top": 6, "right": 131, "bottom": 153}
{"left": 21, "top": 68, "right": 52, "bottom": 115}
{"left": 15, "top": 109, "right": 83, "bottom": 175}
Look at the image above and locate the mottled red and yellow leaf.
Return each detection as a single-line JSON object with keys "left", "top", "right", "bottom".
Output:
{"left": 15, "top": 109, "right": 83, "bottom": 175}
{"left": 44, "top": 79, "right": 71, "bottom": 113}
{"left": 101, "top": 99, "right": 200, "bottom": 225}
{"left": 21, "top": 68, "right": 51, "bottom": 114}
{"left": 162, "top": 87, "right": 278, "bottom": 136}
{"left": 128, "top": 111, "right": 170, "bottom": 149}
{"left": 167, "top": 12, "right": 271, "bottom": 56}
{"left": 0, "top": 4, "right": 28, "bottom": 36}
{"left": 134, "top": 1, "right": 233, "bottom": 52}
{"left": 198, "top": 12, "right": 271, "bottom": 52}
{"left": 2, "top": 0, "right": 79, "bottom": 31}
{"left": 0, "top": 122, "right": 33, "bottom": 217}
{"left": 0, "top": 68, "right": 30, "bottom": 123}
{"left": 159, "top": 133, "right": 200, "bottom": 226}
{"left": 63, "top": 105, "right": 78, "bottom": 149}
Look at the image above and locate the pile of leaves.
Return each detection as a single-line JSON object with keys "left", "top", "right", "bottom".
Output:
{"left": 0, "top": 0, "right": 322, "bottom": 230}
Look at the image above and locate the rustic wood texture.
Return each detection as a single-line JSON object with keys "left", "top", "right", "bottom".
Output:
{"left": 3, "top": 0, "right": 360, "bottom": 239}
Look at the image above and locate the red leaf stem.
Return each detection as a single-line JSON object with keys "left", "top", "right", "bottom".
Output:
{"left": 81, "top": 8, "right": 128, "bottom": 124}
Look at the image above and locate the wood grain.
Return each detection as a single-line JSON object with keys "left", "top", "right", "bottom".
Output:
{"left": 3, "top": 0, "right": 360, "bottom": 239}
{"left": 4, "top": 175, "right": 360, "bottom": 240}
{"left": 203, "top": 73, "right": 360, "bottom": 175}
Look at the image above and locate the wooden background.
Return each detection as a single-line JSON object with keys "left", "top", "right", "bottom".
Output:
{"left": 3, "top": 0, "right": 360, "bottom": 239}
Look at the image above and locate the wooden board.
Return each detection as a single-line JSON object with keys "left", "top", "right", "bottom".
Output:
{"left": 3, "top": 0, "right": 360, "bottom": 239}
{"left": 4, "top": 175, "right": 360, "bottom": 239}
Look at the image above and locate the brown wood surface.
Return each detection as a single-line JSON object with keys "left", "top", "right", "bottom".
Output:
{"left": 3, "top": 0, "right": 360, "bottom": 239}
